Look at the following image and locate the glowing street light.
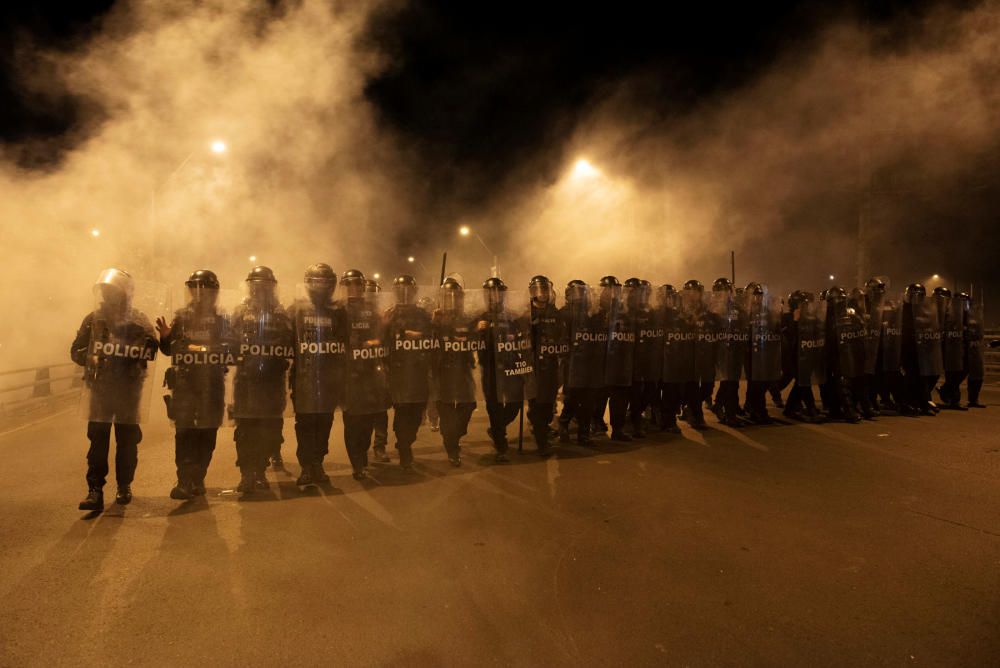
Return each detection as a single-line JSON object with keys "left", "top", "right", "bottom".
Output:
{"left": 407, "top": 256, "right": 415, "bottom": 263}
{"left": 90, "top": 228, "right": 100, "bottom": 238}
{"left": 571, "top": 157, "right": 600, "bottom": 180}
{"left": 829, "top": 274, "right": 836, "bottom": 280}
{"left": 211, "top": 139, "right": 227, "bottom": 154}
{"left": 459, "top": 225, "right": 470, "bottom": 237}
{"left": 932, "top": 274, "right": 940, "bottom": 280}
{"left": 458, "top": 224, "right": 498, "bottom": 278}
{"left": 373, "top": 272, "right": 381, "bottom": 280}
{"left": 249, "top": 255, "right": 256, "bottom": 262}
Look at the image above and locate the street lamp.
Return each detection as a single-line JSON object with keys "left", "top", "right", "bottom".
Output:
{"left": 90, "top": 228, "right": 100, "bottom": 238}
{"left": 210, "top": 139, "right": 227, "bottom": 154}
{"left": 829, "top": 274, "right": 836, "bottom": 281}
{"left": 249, "top": 255, "right": 257, "bottom": 263}
{"left": 457, "top": 225, "right": 498, "bottom": 278}
{"left": 571, "top": 157, "right": 600, "bottom": 180}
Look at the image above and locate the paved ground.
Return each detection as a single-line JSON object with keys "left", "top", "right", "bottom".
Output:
{"left": 1, "top": 386, "right": 999, "bottom": 667}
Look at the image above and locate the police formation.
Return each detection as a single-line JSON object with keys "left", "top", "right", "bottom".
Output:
{"left": 71, "top": 267, "right": 987, "bottom": 512}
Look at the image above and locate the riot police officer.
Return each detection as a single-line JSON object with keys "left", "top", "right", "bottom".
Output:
{"left": 783, "top": 290, "right": 824, "bottom": 422}
{"left": 366, "top": 277, "right": 392, "bottom": 463}
{"left": 962, "top": 293, "right": 986, "bottom": 408}
{"left": 431, "top": 277, "right": 478, "bottom": 465}
{"left": 340, "top": 270, "right": 391, "bottom": 479}
{"left": 558, "top": 280, "right": 601, "bottom": 445}
{"left": 901, "top": 283, "right": 939, "bottom": 416}
{"left": 287, "top": 263, "right": 345, "bottom": 488}
{"left": 745, "top": 282, "right": 781, "bottom": 424}
{"left": 937, "top": 288, "right": 967, "bottom": 410}
{"left": 384, "top": 275, "right": 433, "bottom": 468}
{"left": 592, "top": 275, "right": 635, "bottom": 441}
{"left": 475, "top": 277, "right": 533, "bottom": 462}
{"left": 626, "top": 279, "right": 662, "bottom": 437}
{"left": 71, "top": 268, "right": 159, "bottom": 511}
{"left": 527, "top": 275, "right": 563, "bottom": 455}
{"left": 156, "top": 269, "right": 231, "bottom": 500}
{"left": 230, "top": 266, "right": 293, "bottom": 496}
{"left": 709, "top": 278, "right": 744, "bottom": 427}
{"left": 659, "top": 284, "right": 686, "bottom": 433}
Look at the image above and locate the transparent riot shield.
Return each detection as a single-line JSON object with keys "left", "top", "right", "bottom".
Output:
{"left": 834, "top": 299, "right": 866, "bottom": 380}
{"left": 662, "top": 291, "right": 695, "bottom": 384}
{"left": 562, "top": 285, "right": 605, "bottom": 390}
{"left": 78, "top": 271, "right": 165, "bottom": 424}
{"left": 338, "top": 286, "right": 391, "bottom": 415}
{"left": 942, "top": 296, "right": 965, "bottom": 373}
{"left": 796, "top": 298, "right": 827, "bottom": 386}
{"left": 288, "top": 282, "right": 346, "bottom": 415}
{"left": 966, "top": 300, "right": 985, "bottom": 381}
{"left": 709, "top": 291, "right": 745, "bottom": 382}
{"left": 528, "top": 285, "right": 565, "bottom": 403}
{"left": 475, "top": 289, "right": 536, "bottom": 403}
{"left": 630, "top": 287, "right": 663, "bottom": 385}
{"left": 912, "top": 298, "right": 943, "bottom": 377}
{"left": 603, "top": 291, "right": 636, "bottom": 388}
{"left": 881, "top": 297, "right": 904, "bottom": 374}
{"left": 749, "top": 289, "right": 782, "bottom": 382}
{"left": 161, "top": 285, "right": 238, "bottom": 428}
{"left": 862, "top": 294, "right": 883, "bottom": 376}
{"left": 228, "top": 281, "right": 294, "bottom": 420}
{"left": 431, "top": 287, "right": 484, "bottom": 404}
{"left": 384, "top": 284, "right": 436, "bottom": 405}
{"left": 687, "top": 290, "right": 716, "bottom": 384}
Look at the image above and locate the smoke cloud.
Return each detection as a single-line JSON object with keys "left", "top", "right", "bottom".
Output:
{"left": 487, "top": 2, "right": 1000, "bottom": 301}
{"left": 1, "top": 0, "right": 408, "bottom": 367}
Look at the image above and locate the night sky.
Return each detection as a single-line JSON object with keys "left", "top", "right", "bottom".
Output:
{"left": 2, "top": 0, "right": 997, "bottom": 306}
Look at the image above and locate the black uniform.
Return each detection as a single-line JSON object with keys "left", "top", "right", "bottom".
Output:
{"left": 476, "top": 302, "right": 533, "bottom": 457}
{"left": 231, "top": 299, "right": 293, "bottom": 486}
{"left": 629, "top": 303, "right": 663, "bottom": 435}
{"left": 592, "top": 301, "right": 635, "bottom": 439}
{"left": 385, "top": 301, "right": 434, "bottom": 466}
{"left": 431, "top": 303, "right": 479, "bottom": 463}
{"left": 288, "top": 296, "right": 346, "bottom": 477}
{"left": 342, "top": 295, "right": 391, "bottom": 477}
{"left": 71, "top": 307, "right": 158, "bottom": 496}
{"left": 160, "top": 301, "right": 231, "bottom": 495}
{"left": 558, "top": 289, "right": 603, "bottom": 444}
{"left": 528, "top": 300, "right": 564, "bottom": 452}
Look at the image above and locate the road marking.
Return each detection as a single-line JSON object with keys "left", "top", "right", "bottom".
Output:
{"left": 546, "top": 456, "right": 560, "bottom": 499}
{"left": 0, "top": 406, "right": 76, "bottom": 439}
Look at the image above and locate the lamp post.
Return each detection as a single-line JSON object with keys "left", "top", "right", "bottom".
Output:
{"left": 459, "top": 225, "right": 498, "bottom": 278}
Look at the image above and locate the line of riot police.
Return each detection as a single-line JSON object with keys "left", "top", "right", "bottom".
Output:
{"left": 71, "top": 267, "right": 988, "bottom": 512}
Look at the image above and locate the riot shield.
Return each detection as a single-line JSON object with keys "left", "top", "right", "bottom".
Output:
{"left": 562, "top": 287, "right": 606, "bottom": 390}
{"left": 78, "top": 271, "right": 165, "bottom": 424}
{"left": 881, "top": 297, "right": 903, "bottom": 373}
{"left": 796, "top": 298, "right": 827, "bottom": 386}
{"left": 431, "top": 287, "right": 484, "bottom": 404}
{"left": 162, "top": 285, "right": 237, "bottom": 428}
{"left": 834, "top": 300, "right": 866, "bottom": 380}
{"left": 229, "top": 283, "right": 294, "bottom": 419}
{"left": 913, "top": 299, "right": 943, "bottom": 377}
{"left": 384, "top": 285, "right": 436, "bottom": 405}
{"left": 687, "top": 290, "right": 716, "bottom": 383}
{"left": 749, "top": 289, "right": 782, "bottom": 382}
{"left": 602, "top": 293, "right": 636, "bottom": 388}
{"left": 288, "top": 283, "right": 347, "bottom": 414}
{"left": 528, "top": 289, "right": 566, "bottom": 403}
{"left": 709, "top": 291, "right": 745, "bottom": 382}
{"left": 476, "top": 290, "right": 536, "bottom": 403}
{"left": 862, "top": 294, "right": 883, "bottom": 376}
{"left": 662, "top": 292, "right": 695, "bottom": 383}
{"left": 966, "top": 300, "right": 985, "bottom": 381}
{"left": 942, "top": 296, "right": 965, "bottom": 373}
{"left": 339, "top": 287, "right": 391, "bottom": 415}
{"left": 632, "top": 305, "right": 663, "bottom": 384}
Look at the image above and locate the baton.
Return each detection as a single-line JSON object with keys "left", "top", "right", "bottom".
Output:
{"left": 518, "top": 400, "right": 524, "bottom": 453}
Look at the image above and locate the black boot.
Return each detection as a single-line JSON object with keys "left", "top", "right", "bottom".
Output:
{"left": 78, "top": 486, "right": 104, "bottom": 512}
{"left": 312, "top": 462, "right": 330, "bottom": 484}
{"left": 237, "top": 470, "right": 256, "bottom": 497}
{"left": 296, "top": 465, "right": 316, "bottom": 489}
{"left": 170, "top": 479, "right": 194, "bottom": 500}
{"left": 115, "top": 485, "right": 133, "bottom": 505}
{"left": 399, "top": 444, "right": 415, "bottom": 470}
{"left": 558, "top": 424, "right": 571, "bottom": 443}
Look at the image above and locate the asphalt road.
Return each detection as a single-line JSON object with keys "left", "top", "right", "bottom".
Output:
{"left": 1, "top": 387, "right": 999, "bottom": 667}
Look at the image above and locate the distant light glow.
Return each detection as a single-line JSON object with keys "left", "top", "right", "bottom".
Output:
{"left": 932, "top": 274, "right": 940, "bottom": 279}
{"left": 211, "top": 140, "right": 227, "bottom": 154}
{"left": 373, "top": 272, "right": 381, "bottom": 280}
{"left": 407, "top": 256, "right": 415, "bottom": 263}
{"left": 571, "top": 158, "right": 600, "bottom": 180}
{"left": 829, "top": 275, "right": 835, "bottom": 280}
{"left": 249, "top": 255, "right": 256, "bottom": 262}
{"left": 459, "top": 225, "right": 470, "bottom": 237}
{"left": 90, "top": 228, "right": 100, "bottom": 238}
